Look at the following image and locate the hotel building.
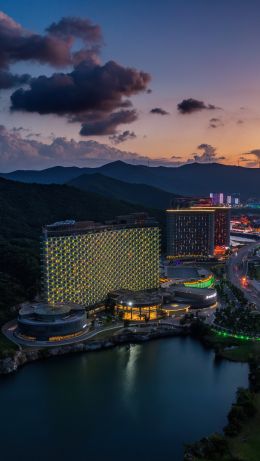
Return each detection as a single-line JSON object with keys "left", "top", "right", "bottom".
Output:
{"left": 42, "top": 213, "right": 160, "bottom": 307}
{"left": 166, "top": 205, "right": 230, "bottom": 259}
{"left": 213, "top": 207, "right": 230, "bottom": 247}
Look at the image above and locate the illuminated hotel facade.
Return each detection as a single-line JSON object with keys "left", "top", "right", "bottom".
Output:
{"left": 213, "top": 207, "right": 230, "bottom": 247}
{"left": 166, "top": 206, "right": 230, "bottom": 259}
{"left": 42, "top": 214, "right": 160, "bottom": 307}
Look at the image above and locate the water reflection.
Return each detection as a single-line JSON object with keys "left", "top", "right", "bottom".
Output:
{"left": 124, "top": 345, "right": 141, "bottom": 394}
{"left": 0, "top": 337, "right": 248, "bottom": 461}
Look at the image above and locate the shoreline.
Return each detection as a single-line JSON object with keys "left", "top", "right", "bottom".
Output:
{"left": 1, "top": 324, "right": 259, "bottom": 460}
{"left": 184, "top": 331, "right": 260, "bottom": 461}
{"left": 0, "top": 328, "right": 187, "bottom": 375}
{"left": 0, "top": 322, "right": 255, "bottom": 374}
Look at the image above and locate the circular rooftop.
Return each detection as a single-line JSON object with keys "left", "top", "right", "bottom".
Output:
{"left": 17, "top": 303, "right": 88, "bottom": 342}
{"left": 18, "top": 303, "right": 82, "bottom": 321}
{"left": 34, "top": 304, "right": 71, "bottom": 316}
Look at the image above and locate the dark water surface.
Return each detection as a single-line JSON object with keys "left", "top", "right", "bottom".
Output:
{"left": 0, "top": 337, "right": 248, "bottom": 461}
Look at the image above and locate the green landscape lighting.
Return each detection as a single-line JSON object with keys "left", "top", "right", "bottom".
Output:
{"left": 184, "top": 275, "right": 215, "bottom": 289}
{"left": 213, "top": 329, "right": 260, "bottom": 342}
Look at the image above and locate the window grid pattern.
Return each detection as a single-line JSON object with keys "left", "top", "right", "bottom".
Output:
{"left": 166, "top": 211, "right": 215, "bottom": 257}
{"left": 42, "top": 227, "right": 160, "bottom": 306}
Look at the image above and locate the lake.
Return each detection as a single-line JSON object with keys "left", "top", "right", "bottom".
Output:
{"left": 0, "top": 337, "right": 248, "bottom": 461}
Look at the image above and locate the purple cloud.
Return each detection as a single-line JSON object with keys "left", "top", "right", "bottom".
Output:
{"left": 209, "top": 117, "right": 224, "bottom": 128}
{"left": 0, "top": 12, "right": 102, "bottom": 69}
{"left": 0, "top": 125, "right": 181, "bottom": 171}
{"left": 79, "top": 110, "right": 138, "bottom": 136}
{"left": 189, "top": 144, "right": 225, "bottom": 163}
{"left": 11, "top": 60, "right": 150, "bottom": 135}
{"left": 0, "top": 70, "right": 30, "bottom": 89}
{"left": 150, "top": 107, "right": 169, "bottom": 115}
{"left": 177, "top": 98, "right": 220, "bottom": 114}
{"left": 109, "top": 130, "right": 137, "bottom": 145}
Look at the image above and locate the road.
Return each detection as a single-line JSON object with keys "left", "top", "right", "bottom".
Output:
{"left": 2, "top": 321, "right": 123, "bottom": 349}
{"left": 227, "top": 242, "right": 260, "bottom": 309}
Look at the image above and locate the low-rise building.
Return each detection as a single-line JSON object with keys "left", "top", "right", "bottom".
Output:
{"left": 17, "top": 303, "right": 89, "bottom": 341}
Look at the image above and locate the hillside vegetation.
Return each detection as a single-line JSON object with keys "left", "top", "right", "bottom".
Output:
{"left": 0, "top": 177, "right": 164, "bottom": 323}
{"left": 68, "top": 172, "right": 176, "bottom": 209}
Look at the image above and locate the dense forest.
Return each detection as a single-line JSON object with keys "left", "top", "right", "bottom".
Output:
{"left": 0, "top": 177, "right": 164, "bottom": 324}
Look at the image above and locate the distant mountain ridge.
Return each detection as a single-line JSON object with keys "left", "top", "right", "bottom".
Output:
{"left": 68, "top": 173, "right": 177, "bottom": 209}
{"left": 1, "top": 161, "right": 259, "bottom": 199}
{"left": 0, "top": 165, "right": 88, "bottom": 184}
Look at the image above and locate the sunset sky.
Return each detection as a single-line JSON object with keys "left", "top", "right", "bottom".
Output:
{"left": 1, "top": 0, "right": 260, "bottom": 170}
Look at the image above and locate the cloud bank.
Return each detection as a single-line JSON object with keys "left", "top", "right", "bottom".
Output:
{"left": 0, "top": 125, "right": 178, "bottom": 171}
{"left": 0, "top": 126, "right": 232, "bottom": 172}
{"left": 4, "top": 124, "right": 258, "bottom": 174}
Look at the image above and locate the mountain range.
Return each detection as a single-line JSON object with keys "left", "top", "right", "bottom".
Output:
{"left": 1, "top": 161, "right": 259, "bottom": 200}
{"left": 68, "top": 173, "right": 177, "bottom": 209}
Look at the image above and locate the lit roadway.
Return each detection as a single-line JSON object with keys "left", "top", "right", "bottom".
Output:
{"left": 2, "top": 321, "right": 123, "bottom": 349}
{"left": 227, "top": 242, "right": 260, "bottom": 310}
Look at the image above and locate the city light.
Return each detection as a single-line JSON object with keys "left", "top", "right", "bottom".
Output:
{"left": 241, "top": 276, "right": 248, "bottom": 287}
{"left": 42, "top": 217, "right": 160, "bottom": 306}
{"left": 213, "top": 329, "right": 260, "bottom": 342}
{"left": 205, "top": 293, "right": 216, "bottom": 300}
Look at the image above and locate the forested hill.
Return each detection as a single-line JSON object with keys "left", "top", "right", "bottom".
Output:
{"left": 68, "top": 172, "right": 177, "bottom": 209}
{"left": 0, "top": 177, "right": 163, "bottom": 323}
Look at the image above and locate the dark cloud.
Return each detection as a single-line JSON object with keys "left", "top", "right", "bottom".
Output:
{"left": 109, "top": 130, "right": 136, "bottom": 145}
{"left": 0, "top": 70, "right": 30, "bottom": 89}
{"left": 237, "top": 119, "right": 244, "bottom": 124}
{"left": 0, "top": 12, "right": 102, "bottom": 69}
{"left": 171, "top": 155, "right": 182, "bottom": 159}
{"left": 1, "top": 12, "right": 150, "bottom": 136}
{"left": 189, "top": 144, "right": 226, "bottom": 163}
{"left": 209, "top": 117, "right": 224, "bottom": 128}
{"left": 79, "top": 110, "right": 138, "bottom": 136}
{"left": 177, "top": 98, "right": 219, "bottom": 114}
{"left": 150, "top": 107, "right": 169, "bottom": 115}
{"left": 46, "top": 17, "right": 103, "bottom": 65}
{"left": 239, "top": 157, "right": 258, "bottom": 167}
{"left": 242, "top": 149, "right": 260, "bottom": 164}
{"left": 11, "top": 126, "right": 29, "bottom": 133}
{"left": 11, "top": 61, "right": 150, "bottom": 115}
{"left": 11, "top": 60, "right": 150, "bottom": 134}
{"left": 25, "top": 132, "right": 41, "bottom": 138}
